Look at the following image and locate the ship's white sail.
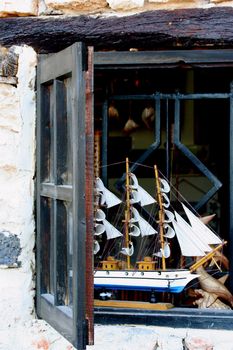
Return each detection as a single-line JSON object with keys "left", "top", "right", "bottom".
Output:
{"left": 182, "top": 203, "right": 222, "bottom": 245}
{"left": 154, "top": 242, "right": 171, "bottom": 258}
{"left": 164, "top": 224, "right": 175, "bottom": 238}
{"left": 129, "top": 224, "right": 141, "bottom": 237}
{"left": 95, "top": 177, "right": 122, "bottom": 208}
{"left": 130, "top": 207, "right": 157, "bottom": 237}
{"left": 121, "top": 242, "right": 134, "bottom": 256}
{"left": 95, "top": 208, "right": 106, "bottom": 221}
{"left": 94, "top": 166, "right": 222, "bottom": 265}
{"left": 94, "top": 223, "right": 105, "bottom": 235}
{"left": 160, "top": 178, "right": 170, "bottom": 193}
{"left": 129, "top": 173, "right": 156, "bottom": 206}
{"left": 130, "top": 190, "right": 140, "bottom": 204}
{"left": 173, "top": 211, "right": 212, "bottom": 257}
{"left": 162, "top": 193, "right": 170, "bottom": 208}
{"left": 94, "top": 208, "right": 122, "bottom": 240}
{"left": 94, "top": 240, "right": 100, "bottom": 254}
{"left": 153, "top": 175, "right": 222, "bottom": 260}
{"left": 102, "top": 219, "right": 123, "bottom": 240}
{"left": 164, "top": 209, "right": 175, "bottom": 223}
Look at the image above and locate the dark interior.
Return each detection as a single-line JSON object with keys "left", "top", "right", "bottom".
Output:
{"left": 94, "top": 65, "right": 231, "bottom": 307}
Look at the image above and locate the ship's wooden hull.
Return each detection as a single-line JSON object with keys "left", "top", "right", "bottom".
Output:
{"left": 94, "top": 269, "right": 198, "bottom": 293}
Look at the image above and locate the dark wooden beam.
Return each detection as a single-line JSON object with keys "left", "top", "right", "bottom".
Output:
{"left": 1, "top": 7, "right": 233, "bottom": 53}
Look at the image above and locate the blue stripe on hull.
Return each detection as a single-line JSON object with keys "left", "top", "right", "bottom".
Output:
{"left": 94, "top": 284, "right": 185, "bottom": 293}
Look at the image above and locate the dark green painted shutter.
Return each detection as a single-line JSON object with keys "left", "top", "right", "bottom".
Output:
{"left": 36, "top": 43, "right": 93, "bottom": 349}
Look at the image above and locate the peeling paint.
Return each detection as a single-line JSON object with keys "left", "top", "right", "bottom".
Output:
{"left": 0, "top": 231, "right": 21, "bottom": 267}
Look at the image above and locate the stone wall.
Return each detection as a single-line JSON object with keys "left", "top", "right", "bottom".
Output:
{"left": 0, "top": 44, "right": 77, "bottom": 350}
{"left": 0, "top": 40, "right": 79, "bottom": 350}
{"left": 0, "top": 46, "right": 34, "bottom": 348}
{"left": 0, "top": 0, "right": 233, "bottom": 17}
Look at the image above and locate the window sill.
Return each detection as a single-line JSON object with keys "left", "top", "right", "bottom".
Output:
{"left": 94, "top": 307, "right": 233, "bottom": 330}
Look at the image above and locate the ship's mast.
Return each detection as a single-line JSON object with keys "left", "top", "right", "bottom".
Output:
{"left": 125, "top": 157, "right": 131, "bottom": 269}
{"left": 154, "top": 165, "right": 166, "bottom": 270}
{"left": 94, "top": 130, "right": 101, "bottom": 178}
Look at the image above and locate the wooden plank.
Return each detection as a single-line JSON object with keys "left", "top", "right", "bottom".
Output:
{"left": 71, "top": 42, "right": 87, "bottom": 350}
{"left": 40, "top": 295, "right": 73, "bottom": 345}
{"left": 2, "top": 8, "right": 233, "bottom": 52}
{"left": 39, "top": 46, "right": 73, "bottom": 83}
{"left": 94, "top": 299, "right": 174, "bottom": 310}
{"left": 41, "top": 183, "right": 72, "bottom": 201}
{"left": 94, "top": 50, "right": 233, "bottom": 67}
{"left": 94, "top": 306, "right": 233, "bottom": 330}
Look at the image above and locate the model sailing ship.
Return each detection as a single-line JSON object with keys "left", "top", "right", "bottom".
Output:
{"left": 94, "top": 158, "right": 226, "bottom": 294}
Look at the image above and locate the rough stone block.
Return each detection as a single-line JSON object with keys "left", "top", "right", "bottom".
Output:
{"left": 147, "top": 0, "right": 169, "bottom": 2}
{"left": 107, "top": 0, "right": 144, "bottom": 10}
{"left": 147, "top": 0, "right": 210, "bottom": 7}
{"left": 0, "top": 83, "right": 20, "bottom": 133}
{"left": 43, "top": 0, "right": 108, "bottom": 14}
{"left": 0, "top": 47, "right": 19, "bottom": 77}
{"left": 147, "top": 0, "right": 205, "bottom": 3}
{"left": 209, "top": 0, "right": 233, "bottom": 5}
{"left": 0, "top": 0, "right": 38, "bottom": 17}
{"left": 184, "top": 336, "right": 213, "bottom": 350}
{"left": 210, "top": 0, "right": 230, "bottom": 2}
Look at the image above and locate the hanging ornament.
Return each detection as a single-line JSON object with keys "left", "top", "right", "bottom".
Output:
{"left": 123, "top": 100, "right": 139, "bottom": 134}
{"left": 108, "top": 104, "right": 119, "bottom": 121}
{"left": 141, "top": 106, "right": 155, "bottom": 129}
{"left": 123, "top": 116, "right": 139, "bottom": 134}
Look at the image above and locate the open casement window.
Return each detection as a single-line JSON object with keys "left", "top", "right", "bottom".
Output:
{"left": 36, "top": 45, "right": 233, "bottom": 341}
{"left": 36, "top": 43, "right": 94, "bottom": 349}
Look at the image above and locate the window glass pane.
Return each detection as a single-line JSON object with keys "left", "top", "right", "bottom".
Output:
{"left": 40, "top": 196, "right": 52, "bottom": 293}
{"left": 56, "top": 78, "right": 73, "bottom": 185}
{"left": 56, "top": 200, "right": 73, "bottom": 306}
{"left": 56, "top": 200, "right": 68, "bottom": 305}
{"left": 65, "top": 77, "right": 73, "bottom": 185}
{"left": 41, "top": 84, "right": 52, "bottom": 182}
